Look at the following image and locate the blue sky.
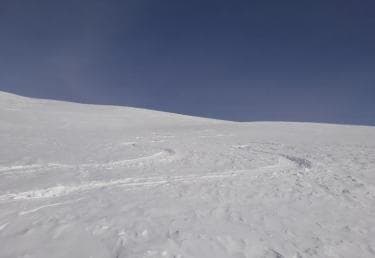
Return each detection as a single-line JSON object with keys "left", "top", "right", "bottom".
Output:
{"left": 1, "top": 0, "right": 374, "bottom": 124}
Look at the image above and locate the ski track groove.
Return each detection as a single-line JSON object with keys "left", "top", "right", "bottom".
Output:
{"left": 0, "top": 149, "right": 175, "bottom": 175}
{"left": 18, "top": 198, "right": 85, "bottom": 215}
{"left": 0, "top": 222, "right": 9, "bottom": 232}
{"left": 0, "top": 157, "right": 293, "bottom": 201}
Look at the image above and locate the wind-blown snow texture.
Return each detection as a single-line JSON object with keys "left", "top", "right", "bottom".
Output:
{"left": 1, "top": 91, "right": 375, "bottom": 258}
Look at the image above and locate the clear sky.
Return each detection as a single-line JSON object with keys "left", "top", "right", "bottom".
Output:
{"left": 1, "top": 0, "right": 374, "bottom": 125}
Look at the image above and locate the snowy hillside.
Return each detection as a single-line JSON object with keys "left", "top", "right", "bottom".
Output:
{"left": 1, "top": 91, "right": 375, "bottom": 258}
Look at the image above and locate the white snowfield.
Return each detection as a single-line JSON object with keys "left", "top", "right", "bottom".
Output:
{"left": 0, "top": 91, "right": 375, "bottom": 258}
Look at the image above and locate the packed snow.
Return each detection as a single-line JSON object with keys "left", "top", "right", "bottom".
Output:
{"left": 0, "top": 91, "right": 375, "bottom": 258}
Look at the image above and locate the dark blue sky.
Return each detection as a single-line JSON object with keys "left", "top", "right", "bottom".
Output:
{"left": 1, "top": 0, "right": 374, "bottom": 124}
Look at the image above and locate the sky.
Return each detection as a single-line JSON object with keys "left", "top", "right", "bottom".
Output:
{"left": 0, "top": 0, "right": 374, "bottom": 125}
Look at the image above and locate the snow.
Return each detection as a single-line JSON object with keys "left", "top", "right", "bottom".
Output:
{"left": 0, "top": 91, "right": 375, "bottom": 258}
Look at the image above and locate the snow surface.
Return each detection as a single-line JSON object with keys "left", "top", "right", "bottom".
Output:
{"left": 1, "top": 91, "right": 375, "bottom": 258}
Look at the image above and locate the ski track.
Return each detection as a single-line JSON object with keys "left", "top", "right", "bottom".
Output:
{"left": 0, "top": 164, "right": 43, "bottom": 172}
{"left": 18, "top": 198, "right": 85, "bottom": 215}
{"left": 0, "top": 222, "right": 9, "bottom": 232}
{"left": 0, "top": 157, "right": 292, "bottom": 202}
{"left": 80, "top": 149, "right": 175, "bottom": 169}
{"left": 0, "top": 148, "right": 175, "bottom": 175}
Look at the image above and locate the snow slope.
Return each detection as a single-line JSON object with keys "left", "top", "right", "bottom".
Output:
{"left": 0, "top": 91, "right": 375, "bottom": 258}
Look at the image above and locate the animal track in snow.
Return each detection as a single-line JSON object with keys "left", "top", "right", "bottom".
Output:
{"left": 281, "top": 154, "right": 312, "bottom": 170}
{"left": 199, "top": 134, "right": 234, "bottom": 138}
{"left": 231, "top": 144, "right": 313, "bottom": 170}
{"left": 120, "top": 141, "right": 137, "bottom": 146}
